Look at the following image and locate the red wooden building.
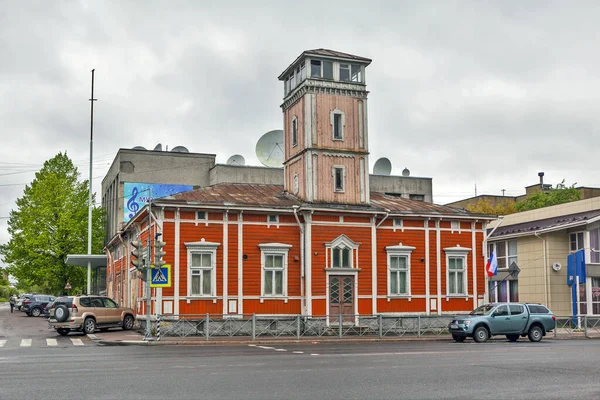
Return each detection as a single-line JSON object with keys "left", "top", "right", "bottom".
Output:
{"left": 105, "top": 49, "right": 494, "bottom": 319}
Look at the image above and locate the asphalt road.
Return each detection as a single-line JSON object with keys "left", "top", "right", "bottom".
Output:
{"left": 2, "top": 302, "right": 600, "bottom": 400}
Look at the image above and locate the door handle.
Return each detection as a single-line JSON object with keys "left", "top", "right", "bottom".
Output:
{"left": 505, "top": 317, "right": 510, "bottom": 320}
{"left": 522, "top": 316, "right": 527, "bottom": 319}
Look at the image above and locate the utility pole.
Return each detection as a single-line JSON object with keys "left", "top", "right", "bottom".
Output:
{"left": 87, "top": 69, "right": 97, "bottom": 295}
{"left": 501, "top": 189, "right": 506, "bottom": 196}
{"left": 144, "top": 188, "right": 153, "bottom": 340}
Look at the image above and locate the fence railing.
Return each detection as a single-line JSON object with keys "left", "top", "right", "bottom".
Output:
{"left": 149, "top": 314, "right": 600, "bottom": 341}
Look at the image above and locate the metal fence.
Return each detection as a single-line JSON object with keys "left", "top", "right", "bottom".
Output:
{"left": 151, "top": 313, "right": 600, "bottom": 341}
{"left": 153, "top": 314, "right": 454, "bottom": 341}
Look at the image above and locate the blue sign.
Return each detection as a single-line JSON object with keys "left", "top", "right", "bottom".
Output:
{"left": 124, "top": 183, "right": 193, "bottom": 222}
{"left": 150, "top": 265, "right": 171, "bottom": 288}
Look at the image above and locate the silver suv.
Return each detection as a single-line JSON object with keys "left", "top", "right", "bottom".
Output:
{"left": 48, "top": 295, "right": 136, "bottom": 336}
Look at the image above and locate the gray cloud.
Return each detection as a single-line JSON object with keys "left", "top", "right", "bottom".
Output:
{"left": 2, "top": 0, "right": 600, "bottom": 263}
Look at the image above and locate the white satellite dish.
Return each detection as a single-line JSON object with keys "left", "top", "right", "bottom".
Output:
{"left": 153, "top": 143, "right": 162, "bottom": 151}
{"left": 373, "top": 157, "right": 392, "bottom": 175}
{"left": 256, "top": 130, "right": 284, "bottom": 167}
{"left": 171, "top": 146, "right": 189, "bottom": 153}
{"left": 132, "top": 146, "right": 147, "bottom": 151}
{"left": 227, "top": 154, "right": 246, "bottom": 166}
{"left": 402, "top": 167, "right": 410, "bottom": 177}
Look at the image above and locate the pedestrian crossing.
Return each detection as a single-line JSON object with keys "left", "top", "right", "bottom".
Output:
{"left": 0, "top": 337, "right": 89, "bottom": 349}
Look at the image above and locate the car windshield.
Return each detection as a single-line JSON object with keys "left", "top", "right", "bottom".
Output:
{"left": 469, "top": 304, "right": 495, "bottom": 315}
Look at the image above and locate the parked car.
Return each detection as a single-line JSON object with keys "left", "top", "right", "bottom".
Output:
{"left": 15, "top": 294, "right": 34, "bottom": 311}
{"left": 22, "top": 295, "right": 55, "bottom": 317}
{"left": 47, "top": 295, "right": 136, "bottom": 336}
{"left": 448, "top": 303, "right": 556, "bottom": 343}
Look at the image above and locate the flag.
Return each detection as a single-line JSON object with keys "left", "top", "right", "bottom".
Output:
{"left": 486, "top": 250, "right": 498, "bottom": 277}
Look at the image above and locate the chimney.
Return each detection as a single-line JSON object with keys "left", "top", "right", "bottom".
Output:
{"left": 538, "top": 172, "right": 544, "bottom": 188}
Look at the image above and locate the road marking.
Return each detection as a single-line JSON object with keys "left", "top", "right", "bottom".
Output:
{"left": 310, "top": 353, "right": 320, "bottom": 356}
{"left": 292, "top": 351, "right": 304, "bottom": 354}
{"left": 70, "top": 338, "right": 84, "bottom": 346}
{"left": 0, "top": 340, "right": 6, "bottom": 347}
{"left": 248, "top": 344, "right": 257, "bottom": 347}
{"left": 20, "top": 339, "right": 32, "bottom": 347}
{"left": 258, "top": 346, "right": 274, "bottom": 349}
{"left": 47, "top": 339, "right": 58, "bottom": 346}
{"left": 275, "top": 349, "right": 287, "bottom": 352}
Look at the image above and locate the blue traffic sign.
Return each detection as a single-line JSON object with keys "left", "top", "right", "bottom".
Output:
{"left": 150, "top": 265, "right": 171, "bottom": 287}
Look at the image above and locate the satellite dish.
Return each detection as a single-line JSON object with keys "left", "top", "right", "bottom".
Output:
{"left": 552, "top": 262, "right": 562, "bottom": 272}
{"left": 402, "top": 167, "right": 410, "bottom": 177}
{"left": 153, "top": 143, "right": 162, "bottom": 151}
{"left": 132, "top": 146, "right": 147, "bottom": 151}
{"left": 171, "top": 146, "right": 189, "bottom": 153}
{"left": 256, "top": 130, "right": 284, "bottom": 167}
{"left": 373, "top": 157, "right": 392, "bottom": 175}
{"left": 227, "top": 154, "right": 246, "bottom": 166}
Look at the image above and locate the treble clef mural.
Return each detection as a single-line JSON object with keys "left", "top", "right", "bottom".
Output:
{"left": 127, "top": 186, "right": 140, "bottom": 219}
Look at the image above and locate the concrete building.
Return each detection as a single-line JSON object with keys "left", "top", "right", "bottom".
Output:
{"left": 487, "top": 197, "right": 600, "bottom": 316}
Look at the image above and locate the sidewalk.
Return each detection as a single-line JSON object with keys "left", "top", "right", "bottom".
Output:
{"left": 87, "top": 328, "right": 599, "bottom": 346}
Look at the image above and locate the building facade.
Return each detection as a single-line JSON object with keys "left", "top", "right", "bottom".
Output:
{"left": 105, "top": 49, "right": 493, "bottom": 320}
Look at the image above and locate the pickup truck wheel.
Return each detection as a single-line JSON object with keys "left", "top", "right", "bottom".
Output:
{"left": 83, "top": 318, "right": 97, "bottom": 334}
{"left": 473, "top": 326, "right": 489, "bottom": 343}
{"left": 452, "top": 334, "right": 466, "bottom": 343}
{"left": 56, "top": 328, "right": 70, "bottom": 336}
{"left": 528, "top": 325, "right": 543, "bottom": 342}
{"left": 506, "top": 334, "right": 519, "bottom": 342}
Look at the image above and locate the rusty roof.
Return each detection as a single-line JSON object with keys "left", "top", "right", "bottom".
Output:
{"left": 154, "top": 183, "right": 492, "bottom": 219}
{"left": 278, "top": 48, "right": 372, "bottom": 80}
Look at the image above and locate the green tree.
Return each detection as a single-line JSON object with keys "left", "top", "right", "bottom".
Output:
{"left": 515, "top": 180, "right": 581, "bottom": 212}
{"left": 0, "top": 152, "right": 105, "bottom": 295}
{"left": 467, "top": 199, "right": 516, "bottom": 216}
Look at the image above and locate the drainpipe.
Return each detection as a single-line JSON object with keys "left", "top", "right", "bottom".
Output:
{"left": 118, "top": 231, "right": 131, "bottom": 308}
{"left": 104, "top": 247, "right": 113, "bottom": 297}
{"left": 534, "top": 232, "right": 550, "bottom": 306}
{"left": 293, "top": 206, "right": 305, "bottom": 314}
{"left": 373, "top": 210, "right": 389, "bottom": 315}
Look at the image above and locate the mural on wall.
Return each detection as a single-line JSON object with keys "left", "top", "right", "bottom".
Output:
{"left": 124, "top": 182, "right": 193, "bottom": 222}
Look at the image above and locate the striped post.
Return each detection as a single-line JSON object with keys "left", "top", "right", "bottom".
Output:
{"left": 156, "top": 314, "right": 161, "bottom": 341}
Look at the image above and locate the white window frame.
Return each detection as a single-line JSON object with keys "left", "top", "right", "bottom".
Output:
{"left": 267, "top": 214, "right": 279, "bottom": 224}
{"left": 450, "top": 221, "right": 460, "bottom": 231}
{"left": 489, "top": 240, "right": 517, "bottom": 271}
{"left": 570, "top": 231, "right": 585, "bottom": 252}
{"left": 325, "top": 235, "right": 360, "bottom": 269}
{"left": 330, "top": 108, "right": 345, "bottom": 141}
{"left": 332, "top": 165, "right": 345, "bottom": 193}
{"left": 185, "top": 239, "right": 219, "bottom": 298}
{"left": 291, "top": 116, "right": 298, "bottom": 147}
{"left": 196, "top": 211, "right": 207, "bottom": 221}
{"left": 386, "top": 243, "right": 415, "bottom": 297}
{"left": 393, "top": 218, "right": 403, "bottom": 227}
{"left": 259, "top": 243, "right": 292, "bottom": 300}
{"left": 444, "top": 246, "right": 471, "bottom": 297}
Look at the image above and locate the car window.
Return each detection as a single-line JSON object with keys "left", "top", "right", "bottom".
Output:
{"left": 103, "top": 298, "right": 118, "bottom": 308}
{"left": 509, "top": 305, "right": 524, "bottom": 315}
{"left": 90, "top": 297, "right": 105, "bottom": 307}
{"left": 494, "top": 305, "right": 509, "bottom": 316}
{"left": 79, "top": 298, "right": 91, "bottom": 307}
{"left": 54, "top": 297, "right": 73, "bottom": 307}
{"left": 529, "top": 305, "right": 550, "bottom": 314}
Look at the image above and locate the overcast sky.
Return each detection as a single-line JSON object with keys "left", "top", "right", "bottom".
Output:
{"left": 2, "top": 1, "right": 600, "bottom": 265}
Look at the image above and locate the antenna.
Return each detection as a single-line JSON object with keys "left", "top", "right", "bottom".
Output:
{"left": 373, "top": 157, "right": 392, "bottom": 175}
{"left": 256, "top": 130, "right": 284, "bottom": 167}
{"left": 227, "top": 154, "right": 246, "bottom": 166}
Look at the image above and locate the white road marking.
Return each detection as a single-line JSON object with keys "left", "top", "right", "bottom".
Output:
{"left": 247, "top": 344, "right": 257, "bottom": 347}
{"left": 20, "top": 339, "right": 32, "bottom": 347}
{"left": 70, "top": 338, "right": 84, "bottom": 346}
{"left": 310, "top": 353, "right": 320, "bottom": 356}
{"left": 258, "top": 346, "right": 274, "bottom": 349}
{"left": 275, "top": 349, "right": 287, "bottom": 352}
{"left": 0, "top": 340, "right": 6, "bottom": 347}
{"left": 292, "top": 351, "right": 304, "bottom": 354}
{"left": 46, "top": 338, "right": 58, "bottom": 346}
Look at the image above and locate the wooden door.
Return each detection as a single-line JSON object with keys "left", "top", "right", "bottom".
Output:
{"left": 329, "top": 276, "right": 354, "bottom": 323}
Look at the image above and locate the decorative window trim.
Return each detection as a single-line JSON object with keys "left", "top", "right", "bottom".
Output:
{"left": 332, "top": 165, "right": 345, "bottom": 193}
{"left": 444, "top": 245, "right": 471, "bottom": 297}
{"left": 291, "top": 116, "right": 298, "bottom": 147}
{"left": 325, "top": 235, "right": 360, "bottom": 269}
{"left": 259, "top": 243, "right": 292, "bottom": 301}
{"left": 330, "top": 108, "right": 345, "bottom": 141}
{"left": 195, "top": 210, "right": 208, "bottom": 227}
{"left": 267, "top": 214, "right": 279, "bottom": 224}
{"left": 386, "top": 243, "right": 415, "bottom": 298}
{"left": 450, "top": 220, "right": 460, "bottom": 232}
{"left": 185, "top": 239, "right": 220, "bottom": 298}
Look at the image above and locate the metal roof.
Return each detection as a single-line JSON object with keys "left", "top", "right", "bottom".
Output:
{"left": 155, "top": 183, "right": 492, "bottom": 219}
{"left": 278, "top": 48, "right": 372, "bottom": 80}
{"left": 490, "top": 209, "right": 600, "bottom": 238}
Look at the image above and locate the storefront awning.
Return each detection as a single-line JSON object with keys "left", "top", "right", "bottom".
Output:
{"left": 66, "top": 254, "right": 107, "bottom": 269}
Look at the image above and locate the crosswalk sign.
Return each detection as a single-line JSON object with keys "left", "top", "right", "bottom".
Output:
{"left": 150, "top": 265, "right": 171, "bottom": 288}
